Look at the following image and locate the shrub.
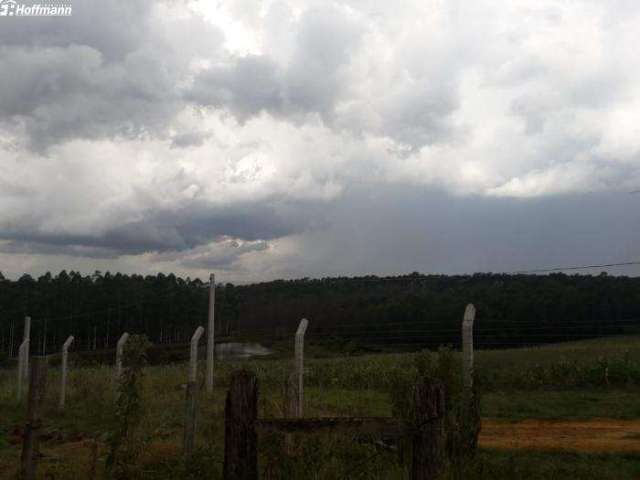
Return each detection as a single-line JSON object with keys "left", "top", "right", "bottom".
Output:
{"left": 105, "top": 335, "right": 151, "bottom": 479}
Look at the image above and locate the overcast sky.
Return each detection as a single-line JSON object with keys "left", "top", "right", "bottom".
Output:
{"left": 0, "top": 0, "right": 639, "bottom": 282}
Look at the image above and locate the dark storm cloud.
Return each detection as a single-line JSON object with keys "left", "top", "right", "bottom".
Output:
{"left": 288, "top": 185, "right": 640, "bottom": 278}
{"left": 0, "top": 199, "right": 321, "bottom": 256}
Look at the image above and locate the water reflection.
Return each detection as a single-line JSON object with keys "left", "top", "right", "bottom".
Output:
{"left": 216, "top": 342, "right": 273, "bottom": 360}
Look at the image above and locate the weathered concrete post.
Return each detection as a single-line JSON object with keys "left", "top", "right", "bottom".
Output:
{"left": 462, "top": 304, "right": 476, "bottom": 392}
{"left": 223, "top": 370, "right": 258, "bottom": 480}
{"left": 461, "top": 303, "right": 480, "bottom": 454}
{"left": 115, "top": 332, "right": 130, "bottom": 382}
{"left": 183, "top": 382, "right": 198, "bottom": 457}
{"left": 294, "top": 318, "right": 308, "bottom": 417}
{"left": 189, "top": 326, "right": 205, "bottom": 383}
{"left": 183, "top": 326, "right": 204, "bottom": 456}
{"left": 17, "top": 339, "right": 29, "bottom": 401}
{"left": 59, "top": 336, "right": 74, "bottom": 409}
{"left": 23, "top": 316, "right": 31, "bottom": 342}
{"left": 19, "top": 316, "right": 32, "bottom": 389}
{"left": 20, "top": 356, "right": 48, "bottom": 480}
{"left": 9, "top": 319, "right": 14, "bottom": 357}
{"left": 206, "top": 273, "right": 215, "bottom": 394}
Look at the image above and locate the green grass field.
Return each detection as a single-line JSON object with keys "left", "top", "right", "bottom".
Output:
{"left": 1, "top": 335, "right": 640, "bottom": 479}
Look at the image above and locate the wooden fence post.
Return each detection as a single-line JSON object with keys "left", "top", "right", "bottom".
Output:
{"left": 115, "top": 332, "right": 129, "bottom": 382}
{"left": 59, "top": 336, "right": 74, "bottom": 409}
{"left": 224, "top": 370, "right": 258, "bottom": 480}
{"left": 411, "top": 379, "right": 445, "bottom": 480}
{"left": 20, "top": 356, "right": 48, "bottom": 480}
{"left": 206, "top": 273, "right": 215, "bottom": 394}
{"left": 183, "top": 326, "right": 204, "bottom": 457}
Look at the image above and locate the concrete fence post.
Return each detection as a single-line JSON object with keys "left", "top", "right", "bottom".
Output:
{"left": 17, "top": 339, "right": 29, "bottom": 401}
{"left": 9, "top": 320, "right": 15, "bottom": 358}
{"left": 20, "top": 356, "right": 48, "bottom": 480}
{"left": 462, "top": 304, "right": 476, "bottom": 392}
{"left": 23, "top": 316, "right": 31, "bottom": 341}
{"left": 206, "top": 273, "right": 215, "bottom": 394}
{"left": 461, "top": 303, "right": 481, "bottom": 455}
{"left": 20, "top": 317, "right": 31, "bottom": 390}
{"left": 189, "top": 326, "right": 205, "bottom": 383}
{"left": 293, "top": 318, "right": 308, "bottom": 417}
{"left": 183, "top": 382, "right": 198, "bottom": 457}
{"left": 115, "top": 332, "right": 130, "bottom": 382}
{"left": 183, "top": 326, "right": 205, "bottom": 456}
{"left": 59, "top": 336, "right": 74, "bottom": 409}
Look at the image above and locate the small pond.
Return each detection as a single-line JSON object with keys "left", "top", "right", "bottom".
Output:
{"left": 216, "top": 342, "right": 273, "bottom": 361}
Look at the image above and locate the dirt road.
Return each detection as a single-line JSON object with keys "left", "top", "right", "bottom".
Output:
{"left": 481, "top": 419, "right": 640, "bottom": 453}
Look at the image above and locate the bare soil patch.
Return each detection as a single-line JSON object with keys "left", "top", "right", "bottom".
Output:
{"left": 481, "top": 418, "right": 640, "bottom": 453}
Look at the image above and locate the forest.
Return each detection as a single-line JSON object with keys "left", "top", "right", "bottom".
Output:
{"left": 0, "top": 270, "right": 639, "bottom": 357}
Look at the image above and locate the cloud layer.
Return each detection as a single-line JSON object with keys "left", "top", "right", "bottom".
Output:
{"left": 0, "top": 0, "right": 639, "bottom": 280}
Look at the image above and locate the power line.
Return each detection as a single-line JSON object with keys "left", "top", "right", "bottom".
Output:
{"left": 510, "top": 261, "right": 640, "bottom": 274}
{"left": 275, "top": 261, "right": 640, "bottom": 285}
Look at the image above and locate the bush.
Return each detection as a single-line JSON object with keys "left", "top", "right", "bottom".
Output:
{"left": 388, "top": 347, "right": 481, "bottom": 474}
{"left": 105, "top": 334, "right": 151, "bottom": 479}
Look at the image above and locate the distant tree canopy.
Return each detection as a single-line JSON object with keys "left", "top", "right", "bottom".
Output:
{"left": 1, "top": 271, "right": 639, "bottom": 354}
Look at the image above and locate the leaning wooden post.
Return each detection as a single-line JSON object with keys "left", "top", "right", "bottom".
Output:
{"left": 411, "top": 379, "right": 445, "bottom": 480}
{"left": 59, "top": 336, "right": 74, "bottom": 409}
{"left": 224, "top": 370, "right": 258, "bottom": 480}
{"left": 462, "top": 304, "right": 476, "bottom": 393}
{"left": 115, "top": 332, "right": 129, "bottom": 382}
{"left": 20, "top": 356, "right": 48, "bottom": 480}
{"left": 206, "top": 273, "right": 215, "bottom": 394}
{"left": 17, "top": 339, "right": 29, "bottom": 401}
{"left": 294, "top": 318, "right": 308, "bottom": 417}
{"left": 183, "top": 326, "right": 204, "bottom": 457}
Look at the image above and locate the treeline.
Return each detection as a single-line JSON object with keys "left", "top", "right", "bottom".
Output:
{"left": 0, "top": 271, "right": 239, "bottom": 356}
{"left": 1, "top": 271, "right": 639, "bottom": 356}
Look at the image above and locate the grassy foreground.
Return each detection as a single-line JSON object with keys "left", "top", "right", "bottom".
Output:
{"left": 1, "top": 335, "right": 639, "bottom": 479}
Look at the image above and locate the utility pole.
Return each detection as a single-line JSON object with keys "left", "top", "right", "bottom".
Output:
{"left": 206, "top": 273, "right": 215, "bottom": 393}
